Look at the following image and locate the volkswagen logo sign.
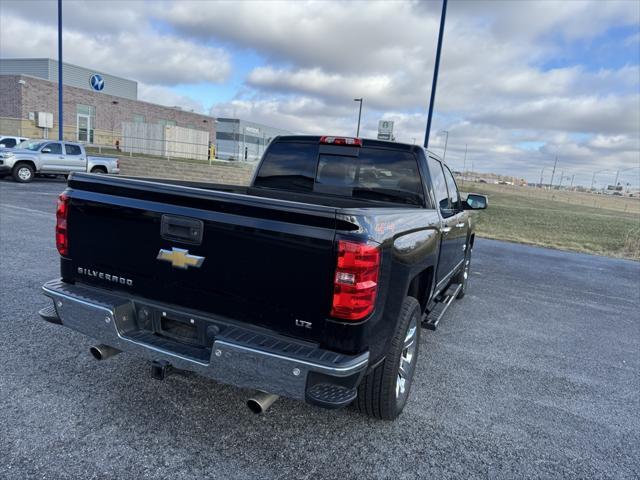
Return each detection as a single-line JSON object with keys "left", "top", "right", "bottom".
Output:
{"left": 90, "top": 74, "right": 105, "bottom": 91}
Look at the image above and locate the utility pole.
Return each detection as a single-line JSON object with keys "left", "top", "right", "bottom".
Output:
{"left": 590, "top": 169, "right": 609, "bottom": 191}
{"left": 423, "top": 0, "right": 448, "bottom": 148}
{"left": 558, "top": 171, "right": 565, "bottom": 188}
{"left": 353, "top": 98, "right": 363, "bottom": 137}
{"left": 470, "top": 156, "right": 474, "bottom": 182}
{"left": 57, "top": 0, "right": 63, "bottom": 140}
{"left": 462, "top": 143, "right": 467, "bottom": 187}
{"left": 549, "top": 155, "right": 558, "bottom": 188}
{"left": 570, "top": 174, "right": 575, "bottom": 189}
{"left": 614, "top": 170, "right": 619, "bottom": 187}
{"left": 441, "top": 130, "right": 449, "bottom": 161}
{"left": 539, "top": 168, "right": 545, "bottom": 189}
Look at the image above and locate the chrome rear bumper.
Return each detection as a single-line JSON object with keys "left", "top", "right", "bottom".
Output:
{"left": 42, "top": 279, "right": 368, "bottom": 405}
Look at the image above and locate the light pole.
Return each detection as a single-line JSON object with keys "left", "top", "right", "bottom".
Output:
{"left": 57, "top": 0, "right": 63, "bottom": 140}
{"left": 353, "top": 98, "right": 363, "bottom": 137}
{"left": 439, "top": 130, "right": 449, "bottom": 161}
{"left": 423, "top": 0, "right": 448, "bottom": 148}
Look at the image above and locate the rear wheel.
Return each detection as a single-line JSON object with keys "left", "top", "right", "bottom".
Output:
{"left": 12, "top": 163, "right": 34, "bottom": 183}
{"left": 355, "top": 296, "right": 421, "bottom": 420}
{"left": 90, "top": 166, "right": 107, "bottom": 174}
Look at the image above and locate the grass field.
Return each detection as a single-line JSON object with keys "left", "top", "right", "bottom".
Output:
{"left": 463, "top": 182, "right": 640, "bottom": 260}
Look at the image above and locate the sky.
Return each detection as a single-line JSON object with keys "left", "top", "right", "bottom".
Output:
{"left": 0, "top": 0, "right": 638, "bottom": 187}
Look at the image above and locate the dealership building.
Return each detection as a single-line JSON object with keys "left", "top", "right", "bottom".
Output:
{"left": 216, "top": 118, "right": 292, "bottom": 162}
{"left": 0, "top": 58, "right": 216, "bottom": 149}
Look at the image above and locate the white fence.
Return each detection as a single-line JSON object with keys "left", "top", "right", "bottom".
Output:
{"left": 121, "top": 122, "right": 210, "bottom": 161}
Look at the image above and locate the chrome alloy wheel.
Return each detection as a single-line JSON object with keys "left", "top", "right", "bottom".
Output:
{"left": 18, "top": 167, "right": 32, "bottom": 181}
{"left": 396, "top": 314, "right": 418, "bottom": 399}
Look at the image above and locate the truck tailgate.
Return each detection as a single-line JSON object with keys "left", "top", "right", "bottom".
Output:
{"left": 62, "top": 174, "right": 339, "bottom": 342}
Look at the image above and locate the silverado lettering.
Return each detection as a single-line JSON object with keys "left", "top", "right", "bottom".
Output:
{"left": 77, "top": 267, "right": 133, "bottom": 286}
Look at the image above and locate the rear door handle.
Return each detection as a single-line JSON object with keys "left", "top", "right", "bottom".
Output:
{"left": 455, "top": 222, "right": 466, "bottom": 228}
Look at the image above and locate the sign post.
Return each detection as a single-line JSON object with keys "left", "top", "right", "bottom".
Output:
{"left": 377, "top": 120, "right": 395, "bottom": 141}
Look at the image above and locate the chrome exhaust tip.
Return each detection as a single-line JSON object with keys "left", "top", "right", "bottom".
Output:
{"left": 89, "top": 344, "right": 121, "bottom": 361}
{"left": 247, "top": 391, "right": 280, "bottom": 414}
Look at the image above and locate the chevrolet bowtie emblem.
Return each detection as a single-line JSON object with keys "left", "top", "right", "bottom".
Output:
{"left": 157, "top": 248, "right": 205, "bottom": 269}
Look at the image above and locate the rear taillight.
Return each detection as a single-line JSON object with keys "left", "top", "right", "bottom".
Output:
{"left": 56, "top": 193, "right": 69, "bottom": 256}
{"left": 320, "top": 136, "right": 362, "bottom": 146}
{"left": 331, "top": 240, "right": 380, "bottom": 321}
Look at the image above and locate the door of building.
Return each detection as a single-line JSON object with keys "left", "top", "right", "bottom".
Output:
{"left": 77, "top": 114, "right": 90, "bottom": 143}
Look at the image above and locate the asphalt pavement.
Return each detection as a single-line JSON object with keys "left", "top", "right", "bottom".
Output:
{"left": 1, "top": 177, "right": 639, "bottom": 479}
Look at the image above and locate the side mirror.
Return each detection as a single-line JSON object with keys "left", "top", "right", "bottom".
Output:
{"left": 42, "top": 148, "right": 52, "bottom": 153}
{"left": 464, "top": 193, "right": 488, "bottom": 210}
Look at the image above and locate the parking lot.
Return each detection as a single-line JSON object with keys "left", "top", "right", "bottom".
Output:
{"left": 1, "top": 177, "right": 638, "bottom": 479}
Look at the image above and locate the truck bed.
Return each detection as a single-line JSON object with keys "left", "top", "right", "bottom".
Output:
{"left": 62, "top": 173, "right": 428, "bottom": 353}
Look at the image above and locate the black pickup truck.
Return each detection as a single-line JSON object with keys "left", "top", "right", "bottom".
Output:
{"left": 40, "top": 135, "right": 487, "bottom": 420}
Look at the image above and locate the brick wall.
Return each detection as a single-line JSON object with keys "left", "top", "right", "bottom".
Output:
{"left": 0, "top": 74, "right": 216, "bottom": 144}
{"left": 0, "top": 76, "right": 22, "bottom": 118}
{"left": 119, "top": 156, "right": 255, "bottom": 186}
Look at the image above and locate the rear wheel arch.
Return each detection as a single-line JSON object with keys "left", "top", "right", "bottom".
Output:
{"left": 407, "top": 266, "right": 434, "bottom": 313}
{"left": 90, "top": 166, "right": 107, "bottom": 174}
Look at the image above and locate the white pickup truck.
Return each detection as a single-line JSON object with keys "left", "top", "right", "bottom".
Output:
{"left": 0, "top": 140, "right": 119, "bottom": 183}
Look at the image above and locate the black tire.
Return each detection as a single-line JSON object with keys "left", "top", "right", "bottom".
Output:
{"left": 454, "top": 244, "right": 472, "bottom": 299}
{"left": 355, "top": 296, "right": 421, "bottom": 420}
{"left": 12, "top": 163, "right": 34, "bottom": 183}
{"left": 90, "top": 167, "right": 107, "bottom": 174}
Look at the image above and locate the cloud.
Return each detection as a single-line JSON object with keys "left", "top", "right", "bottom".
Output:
{"left": 0, "top": 12, "right": 231, "bottom": 86}
{"left": 138, "top": 84, "right": 205, "bottom": 114}
{"left": 1, "top": 0, "right": 638, "bottom": 185}
{"left": 157, "top": 1, "right": 440, "bottom": 74}
{"left": 471, "top": 95, "right": 640, "bottom": 135}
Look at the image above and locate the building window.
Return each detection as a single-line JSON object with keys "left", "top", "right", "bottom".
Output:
{"left": 133, "top": 114, "right": 146, "bottom": 123}
{"left": 76, "top": 104, "right": 95, "bottom": 143}
{"left": 158, "top": 119, "right": 176, "bottom": 127}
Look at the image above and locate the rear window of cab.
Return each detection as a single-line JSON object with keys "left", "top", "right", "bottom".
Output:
{"left": 254, "top": 142, "right": 425, "bottom": 207}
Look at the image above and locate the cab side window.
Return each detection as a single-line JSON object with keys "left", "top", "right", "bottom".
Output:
{"left": 43, "top": 143, "right": 62, "bottom": 154}
{"left": 65, "top": 144, "right": 82, "bottom": 155}
{"left": 443, "top": 165, "right": 461, "bottom": 213}
{"left": 427, "top": 157, "right": 450, "bottom": 214}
